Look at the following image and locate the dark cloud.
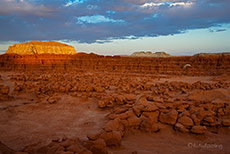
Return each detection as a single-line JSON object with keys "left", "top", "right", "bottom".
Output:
{"left": 0, "top": 0, "right": 229, "bottom": 43}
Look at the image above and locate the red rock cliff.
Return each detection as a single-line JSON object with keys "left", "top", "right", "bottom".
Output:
{"left": 6, "top": 41, "right": 77, "bottom": 55}
{"left": 0, "top": 53, "right": 229, "bottom": 76}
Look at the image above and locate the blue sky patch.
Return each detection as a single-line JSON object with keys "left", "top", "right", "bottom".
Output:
{"left": 77, "top": 15, "right": 124, "bottom": 24}
{"left": 65, "top": 0, "right": 87, "bottom": 7}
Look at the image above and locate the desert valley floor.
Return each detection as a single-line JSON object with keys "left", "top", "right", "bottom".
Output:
{"left": 0, "top": 70, "right": 230, "bottom": 154}
{"left": 0, "top": 42, "right": 230, "bottom": 154}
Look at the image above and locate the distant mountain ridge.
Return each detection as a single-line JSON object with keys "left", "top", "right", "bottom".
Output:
{"left": 194, "top": 52, "right": 230, "bottom": 57}
{"left": 131, "top": 51, "right": 171, "bottom": 57}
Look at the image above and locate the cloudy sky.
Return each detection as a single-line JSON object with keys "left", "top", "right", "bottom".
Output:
{"left": 0, "top": 0, "right": 230, "bottom": 55}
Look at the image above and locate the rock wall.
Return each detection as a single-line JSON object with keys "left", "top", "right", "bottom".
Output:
{"left": 0, "top": 53, "right": 229, "bottom": 75}
{"left": 6, "top": 41, "right": 76, "bottom": 55}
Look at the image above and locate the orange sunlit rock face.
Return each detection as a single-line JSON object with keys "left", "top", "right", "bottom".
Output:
{"left": 6, "top": 41, "right": 77, "bottom": 55}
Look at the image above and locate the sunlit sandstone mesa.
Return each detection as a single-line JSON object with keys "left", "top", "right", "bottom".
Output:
{"left": 6, "top": 41, "right": 77, "bottom": 55}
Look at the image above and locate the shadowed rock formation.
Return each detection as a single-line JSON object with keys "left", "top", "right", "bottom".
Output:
{"left": 6, "top": 41, "right": 77, "bottom": 55}
{"left": 0, "top": 52, "right": 229, "bottom": 76}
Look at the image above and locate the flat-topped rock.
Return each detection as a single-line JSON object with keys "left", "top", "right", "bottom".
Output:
{"left": 131, "top": 51, "right": 171, "bottom": 57}
{"left": 193, "top": 52, "right": 230, "bottom": 57}
{"left": 6, "top": 41, "right": 77, "bottom": 55}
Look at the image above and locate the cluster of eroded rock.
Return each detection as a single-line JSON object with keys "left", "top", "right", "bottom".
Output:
{"left": 1, "top": 72, "right": 227, "bottom": 154}
{"left": 0, "top": 84, "right": 10, "bottom": 101}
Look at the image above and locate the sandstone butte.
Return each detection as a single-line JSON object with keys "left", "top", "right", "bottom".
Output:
{"left": 6, "top": 41, "right": 77, "bottom": 55}
{"left": 131, "top": 51, "right": 171, "bottom": 57}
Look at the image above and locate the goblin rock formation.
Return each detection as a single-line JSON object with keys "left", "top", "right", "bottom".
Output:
{"left": 6, "top": 41, "right": 77, "bottom": 55}
{"left": 131, "top": 51, "right": 171, "bottom": 57}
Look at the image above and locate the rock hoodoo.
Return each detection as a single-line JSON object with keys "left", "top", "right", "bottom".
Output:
{"left": 6, "top": 41, "right": 77, "bottom": 55}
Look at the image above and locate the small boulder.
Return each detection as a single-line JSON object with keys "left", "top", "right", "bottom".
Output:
{"left": 124, "top": 94, "right": 136, "bottom": 101}
{"left": 87, "top": 133, "right": 101, "bottom": 141}
{"left": 191, "top": 114, "right": 201, "bottom": 126}
{"left": 222, "top": 119, "right": 230, "bottom": 126}
{"left": 159, "top": 109, "right": 178, "bottom": 125}
{"left": 94, "top": 86, "right": 104, "bottom": 93}
{"left": 46, "top": 144, "right": 65, "bottom": 154}
{"left": 103, "top": 119, "right": 124, "bottom": 132}
{"left": 60, "top": 139, "right": 76, "bottom": 148}
{"left": 204, "top": 116, "right": 215, "bottom": 123}
{"left": 155, "top": 103, "right": 166, "bottom": 109}
{"left": 191, "top": 126, "right": 207, "bottom": 134}
{"left": 140, "top": 117, "right": 159, "bottom": 132}
{"left": 127, "top": 116, "right": 141, "bottom": 127}
{"left": 84, "top": 138, "right": 107, "bottom": 154}
{"left": 197, "top": 110, "right": 215, "bottom": 120}
{"left": 153, "top": 97, "right": 164, "bottom": 103}
{"left": 177, "top": 116, "right": 194, "bottom": 127}
{"left": 141, "top": 111, "right": 159, "bottom": 123}
{"left": 47, "top": 96, "right": 59, "bottom": 104}
{"left": 174, "top": 123, "right": 189, "bottom": 133}
{"left": 133, "top": 105, "right": 145, "bottom": 117}
{"left": 100, "top": 131, "right": 122, "bottom": 146}
{"left": 0, "top": 86, "right": 10, "bottom": 94}
{"left": 67, "top": 144, "right": 85, "bottom": 153}
{"left": 143, "top": 104, "right": 159, "bottom": 112}
{"left": 0, "top": 94, "right": 10, "bottom": 101}
{"left": 116, "top": 110, "right": 135, "bottom": 120}
{"left": 98, "top": 100, "right": 106, "bottom": 108}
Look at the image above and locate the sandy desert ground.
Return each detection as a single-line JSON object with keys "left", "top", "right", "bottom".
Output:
{"left": 0, "top": 70, "right": 230, "bottom": 154}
